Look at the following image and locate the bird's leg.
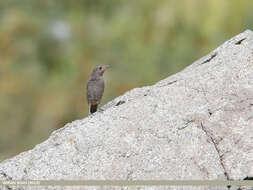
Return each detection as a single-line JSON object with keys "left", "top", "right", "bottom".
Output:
{"left": 88, "top": 104, "right": 91, "bottom": 115}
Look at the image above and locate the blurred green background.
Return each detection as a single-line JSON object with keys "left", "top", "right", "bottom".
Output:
{"left": 0, "top": 0, "right": 253, "bottom": 161}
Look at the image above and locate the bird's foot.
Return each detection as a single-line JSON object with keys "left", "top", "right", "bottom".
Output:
{"left": 98, "top": 108, "right": 104, "bottom": 112}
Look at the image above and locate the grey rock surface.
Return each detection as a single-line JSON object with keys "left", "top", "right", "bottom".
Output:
{"left": 0, "top": 30, "right": 253, "bottom": 190}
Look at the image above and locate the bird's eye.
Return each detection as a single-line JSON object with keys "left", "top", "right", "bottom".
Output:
{"left": 99, "top": 66, "right": 102, "bottom": 70}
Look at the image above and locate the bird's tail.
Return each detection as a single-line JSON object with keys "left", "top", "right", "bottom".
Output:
{"left": 89, "top": 104, "right": 98, "bottom": 114}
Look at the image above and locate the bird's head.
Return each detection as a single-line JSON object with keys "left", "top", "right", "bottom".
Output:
{"left": 92, "top": 65, "right": 111, "bottom": 77}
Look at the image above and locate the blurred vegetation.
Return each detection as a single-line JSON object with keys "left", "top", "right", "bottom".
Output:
{"left": 0, "top": 0, "right": 253, "bottom": 161}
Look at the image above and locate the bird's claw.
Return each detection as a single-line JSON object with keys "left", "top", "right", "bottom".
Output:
{"left": 98, "top": 108, "right": 104, "bottom": 112}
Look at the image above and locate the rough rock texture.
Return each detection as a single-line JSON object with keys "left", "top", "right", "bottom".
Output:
{"left": 1, "top": 30, "right": 253, "bottom": 190}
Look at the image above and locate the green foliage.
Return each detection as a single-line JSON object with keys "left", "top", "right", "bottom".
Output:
{"left": 0, "top": 0, "right": 253, "bottom": 161}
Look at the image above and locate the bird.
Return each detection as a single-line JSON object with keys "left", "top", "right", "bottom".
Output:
{"left": 86, "top": 65, "right": 111, "bottom": 114}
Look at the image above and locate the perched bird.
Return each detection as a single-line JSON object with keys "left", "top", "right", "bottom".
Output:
{"left": 86, "top": 65, "right": 110, "bottom": 114}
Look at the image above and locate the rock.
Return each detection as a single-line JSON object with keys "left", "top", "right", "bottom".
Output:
{"left": 0, "top": 30, "right": 253, "bottom": 190}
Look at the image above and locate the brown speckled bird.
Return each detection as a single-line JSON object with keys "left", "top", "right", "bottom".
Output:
{"left": 86, "top": 65, "right": 110, "bottom": 114}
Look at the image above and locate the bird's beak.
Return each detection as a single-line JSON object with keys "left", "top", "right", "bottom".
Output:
{"left": 103, "top": 65, "right": 111, "bottom": 71}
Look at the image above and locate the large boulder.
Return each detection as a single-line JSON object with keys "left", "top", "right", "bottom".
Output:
{"left": 0, "top": 30, "right": 253, "bottom": 190}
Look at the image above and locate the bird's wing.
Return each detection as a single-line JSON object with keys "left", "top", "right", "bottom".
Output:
{"left": 86, "top": 79, "right": 104, "bottom": 105}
